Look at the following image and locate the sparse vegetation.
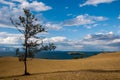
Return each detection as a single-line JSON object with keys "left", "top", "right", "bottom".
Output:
{"left": 0, "top": 52, "right": 120, "bottom": 80}
{"left": 10, "top": 9, "right": 56, "bottom": 75}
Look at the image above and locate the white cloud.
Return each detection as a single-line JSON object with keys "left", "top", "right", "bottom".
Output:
{"left": 0, "top": 23, "right": 15, "bottom": 29}
{"left": 82, "top": 32, "right": 120, "bottom": 50}
{"left": 53, "top": 32, "right": 120, "bottom": 51}
{"left": 20, "top": 1, "right": 52, "bottom": 11}
{"left": 12, "top": 0, "right": 26, "bottom": 3}
{"left": 83, "top": 24, "right": 98, "bottom": 29}
{"left": 10, "top": 0, "right": 52, "bottom": 12}
{"left": 0, "top": 6, "right": 23, "bottom": 29}
{"left": 84, "top": 34, "right": 92, "bottom": 39}
{"left": 118, "top": 14, "right": 120, "bottom": 19}
{"left": 44, "top": 36, "right": 67, "bottom": 43}
{"left": 0, "top": 1, "right": 52, "bottom": 29}
{"left": 0, "top": 37, "right": 19, "bottom": 44}
{"left": 111, "top": 39, "right": 120, "bottom": 43}
{"left": 0, "top": 32, "right": 23, "bottom": 44}
{"left": 84, "top": 31, "right": 114, "bottom": 40}
{"left": 45, "top": 22, "right": 62, "bottom": 30}
{"left": 80, "top": 0, "right": 116, "bottom": 7}
{"left": 63, "top": 14, "right": 107, "bottom": 26}
{"left": 0, "top": 0, "right": 15, "bottom": 7}
{"left": 93, "top": 16, "right": 108, "bottom": 21}
{"left": 0, "top": 31, "right": 120, "bottom": 51}
{"left": 42, "top": 32, "right": 120, "bottom": 51}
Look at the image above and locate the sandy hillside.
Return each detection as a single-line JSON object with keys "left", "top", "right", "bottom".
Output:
{"left": 0, "top": 52, "right": 120, "bottom": 80}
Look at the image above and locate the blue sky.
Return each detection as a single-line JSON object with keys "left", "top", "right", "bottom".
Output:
{"left": 0, "top": 0, "right": 120, "bottom": 51}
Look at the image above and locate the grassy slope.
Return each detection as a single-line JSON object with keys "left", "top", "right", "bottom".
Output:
{"left": 0, "top": 52, "right": 120, "bottom": 80}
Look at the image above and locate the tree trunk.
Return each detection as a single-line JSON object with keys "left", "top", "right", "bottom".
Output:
{"left": 24, "top": 37, "right": 30, "bottom": 75}
{"left": 24, "top": 45, "right": 29, "bottom": 75}
{"left": 24, "top": 60, "right": 28, "bottom": 75}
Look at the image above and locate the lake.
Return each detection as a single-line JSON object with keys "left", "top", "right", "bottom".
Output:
{"left": 0, "top": 51, "right": 101, "bottom": 59}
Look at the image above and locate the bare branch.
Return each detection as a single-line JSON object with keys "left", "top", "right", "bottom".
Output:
{"left": 10, "top": 18, "right": 25, "bottom": 34}
{"left": 10, "top": 9, "right": 56, "bottom": 75}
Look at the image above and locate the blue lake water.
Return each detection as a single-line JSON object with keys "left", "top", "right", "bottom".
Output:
{"left": 36, "top": 51, "right": 101, "bottom": 59}
{"left": 0, "top": 51, "right": 101, "bottom": 59}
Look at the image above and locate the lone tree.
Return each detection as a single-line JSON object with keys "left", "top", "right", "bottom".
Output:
{"left": 10, "top": 9, "right": 56, "bottom": 75}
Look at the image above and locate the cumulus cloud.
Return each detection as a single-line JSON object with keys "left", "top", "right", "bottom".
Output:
{"left": 44, "top": 37, "right": 83, "bottom": 51}
{"left": 0, "top": 0, "right": 52, "bottom": 29}
{"left": 0, "top": 6, "right": 23, "bottom": 29}
{"left": 0, "top": 32, "right": 23, "bottom": 44}
{"left": 0, "top": 31, "right": 120, "bottom": 51}
{"left": 20, "top": 1, "right": 52, "bottom": 11}
{"left": 63, "top": 14, "right": 107, "bottom": 26}
{"left": 43, "top": 36, "right": 67, "bottom": 43}
{"left": 45, "top": 22, "right": 62, "bottom": 30}
{"left": 51, "top": 32, "right": 120, "bottom": 51}
{"left": 12, "top": 0, "right": 26, "bottom": 3}
{"left": 40, "top": 31, "right": 120, "bottom": 51}
{"left": 82, "top": 23, "right": 98, "bottom": 29}
{"left": 82, "top": 32, "right": 120, "bottom": 51}
{"left": 0, "top": 0, "right": 15, "bottom": 7}
{"left": 80, "top": 0, "right": 116, "bottom": 7}
{"left": 84, "top": 32, "right": 114, "bottom": 40}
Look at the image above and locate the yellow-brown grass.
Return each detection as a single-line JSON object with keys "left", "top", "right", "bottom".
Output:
{"left": 0, "top": 52, "right": 120, "bottom": 80}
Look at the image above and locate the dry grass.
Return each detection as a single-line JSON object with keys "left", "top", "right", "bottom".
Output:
{"left": 0, "top": 52, "right": 120, "bottom": 80}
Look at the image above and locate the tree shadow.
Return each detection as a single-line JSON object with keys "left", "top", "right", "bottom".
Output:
{"left": 1, "top": 69, "right": 120, "bottom": 79}
{"left": 82, "top": 69, "right": 120, "bottom": 73}
{"left": 0, "top": 74, "right": 24, "bottom": 79}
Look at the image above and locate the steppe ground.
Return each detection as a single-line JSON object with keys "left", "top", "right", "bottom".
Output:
{"left": 0, "top": 52, "right": 120, "bottom": 80}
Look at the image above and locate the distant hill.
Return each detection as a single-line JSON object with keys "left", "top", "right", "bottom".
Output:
{"left": 0, "top": 46, "right": 16, "bottom": 56}
{"left": 0, "top": 46, "right": 15, "bottom": 51}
